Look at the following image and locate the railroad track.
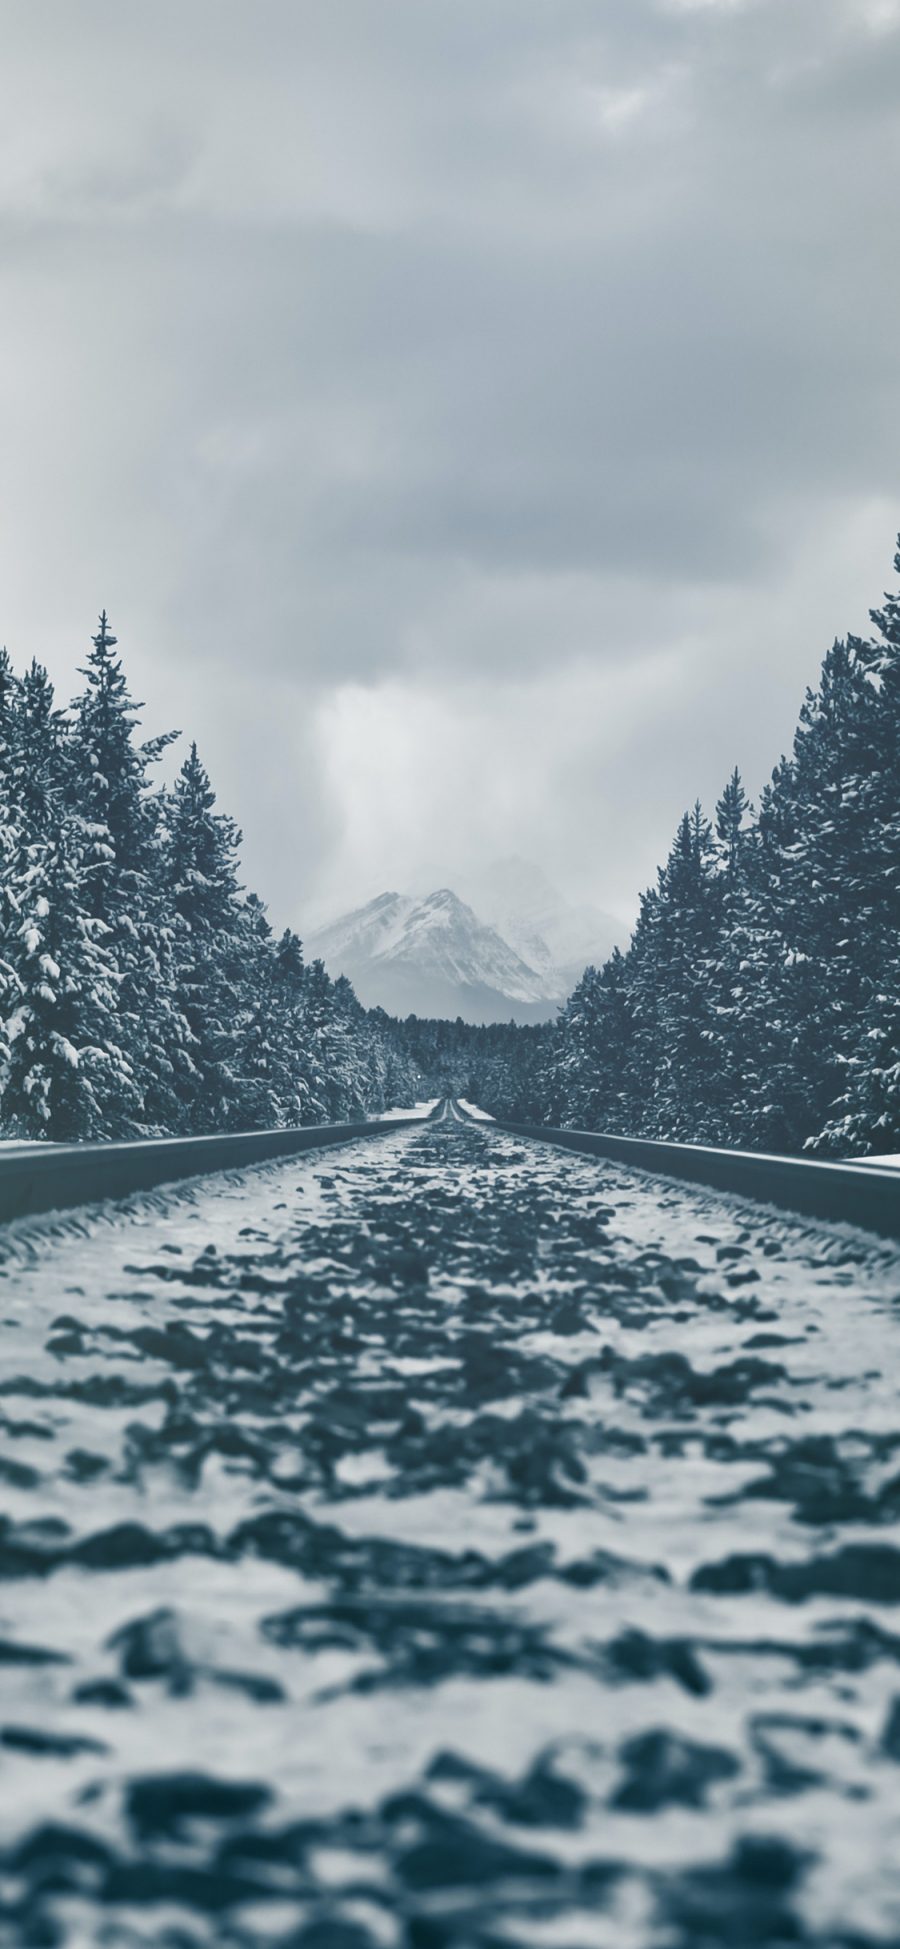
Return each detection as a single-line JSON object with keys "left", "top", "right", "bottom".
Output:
{"left": 463, "top": 1108, "right": 900, "bottom": 1242}
{"left": 0, "top": 1112, "right": 430, "bottom": 1226}
{"left": 3, "top": 1098, "right": 900, "bottom": 1942}
{"left": 2, "top": 1096, "right": 898, "bottom": 1241}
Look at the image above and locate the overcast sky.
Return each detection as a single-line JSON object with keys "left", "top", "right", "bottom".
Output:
{"left": 1, "top": 0, "right": 899, "bottom": 931}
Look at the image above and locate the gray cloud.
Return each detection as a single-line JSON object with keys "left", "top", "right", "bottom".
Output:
{"left": 0, "top": 0, "right": 898, "bottom": 929}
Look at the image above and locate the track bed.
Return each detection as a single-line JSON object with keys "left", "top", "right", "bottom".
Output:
{"left": 2, "top": 1116, "right": 900, "bottom": 1945}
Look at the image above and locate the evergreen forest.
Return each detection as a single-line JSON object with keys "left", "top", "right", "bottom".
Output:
{"left": 0, "top": 619, "right": 422, "bottom": 1139}
{"left": 543, "top": 535, "right": 900, "bottom": 1157}
{"left": 2, "top": 536, "right": 899, "bottom": 1156}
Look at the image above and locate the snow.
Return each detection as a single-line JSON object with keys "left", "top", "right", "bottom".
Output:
{"left": 50, "top": 1033, "right": 79, "bottom": 1066}
{"left": 1, "top": 1119, "right": 900, "bottom": 1943}
{"left": 457, "top": 1097, "right": 494, "bottom": 1121}
{"left": 377, "top": 1098, "right": 439, "bottom": 1121}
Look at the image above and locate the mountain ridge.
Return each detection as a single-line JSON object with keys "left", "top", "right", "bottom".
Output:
{"left": 305, "top": 867, "right": 628, "bottom": 1025}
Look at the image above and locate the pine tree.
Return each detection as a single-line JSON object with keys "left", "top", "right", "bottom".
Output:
{"left": 723, "top": 757, "right": 798, "bottom": 1147}
{"left": 163, "top": 742, "right": 248, "bottom": 1131}
{"left": 0, "top": 647, "right": 18, "bottom": 855}
{"left": 786, "top": 639, "right": 877, "bottom": 1137}
{"left": 69, "top": 613, "right": 183, "bottom": 1132}
{"left": 0, "top": 648, "right": 22, "bottom": 1082}
{"left": 702, "top": 768, "right": 759, "bottom": 1144}
{"left": 13, "top": 660, "right": 63, "bottom": 838}
{"left": 623, "top": 880, "right": 663, "bottom": 1131}
{"left": 632, "top": 804, "right": 722, "bottom": 1138}
{"left": 813, "top": 538, "right": 900, "bottom": 1154}
{"left": 232, "top": 893, "right": 294, "bottom": 1128}
{"left": 551, "top": 953, "right": 635, "bottom": 1132}
{"left": 2, "top": 664, "right": 126, "bottom": 1138}
{"left": 71, "top": 614, "right": 146, "bottom": 905}
{"left": 715, "top": 767, "right": 750, "bottom": 885}
{"left": 269, "top": 929, "right": 314, "bottom": 1125}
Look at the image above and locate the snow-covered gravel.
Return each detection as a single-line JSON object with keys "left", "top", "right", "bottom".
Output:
{"left": 376, "top": 1100, "right": 440, "bottom": 1122}
{"left": 2, "top": 1117, "right": 900, "bottom": 1945}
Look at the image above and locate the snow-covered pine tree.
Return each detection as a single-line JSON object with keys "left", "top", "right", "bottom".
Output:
{"left": 550, "top": 953, "right": 634, "bottom": 1132}
{"left": 269, "top": 929, "right": 314, "bottom": 1125}
{"left": 295, "top": 958, "right": 348, "bottom": 1122}
{"left": 12, "top": 660, "right": 62, "bottom": 839}
{"left": 0, "top": 647, "right": 19, "bottom": 857}
{"left": 548, "top": 965, "right": 599, "bottom": 1127}
{"left": 723, "top": 755, "right": 803, "bottom": 1148}
{"left": 632, "top": 804, "right": 723, "bottom": 1139}
{"left": 2, "top": 663, "right": 126, "bottom": 1138}
{"left": 376, "top": 1009, "right": 426, "bottom": 1118}
{"left": 338, "top": 974, "right": 400, "bottom": 1118}
{"left": 701, "top": 768, "right": 762, "bottom": 1144}
{"left": 813, "top": 538, "right": 900, "bottom": 1154}
{"left": 325, "top": 973, "right": 373, "bottom": 1121}
{"left": 69, "top": 612, "right": 183, "bottom": 1132}
{"left": 715, "top": 767, "right": 749, "bottom": 884}
{"left": 784, "top": 637, "right": 878, "bottom": 1140}
{"left": 817, "top": 982, "right": 900, "bottom": 1156}
{"left": 163, "top": 741, "right": 249, "bottom": 1132}
{"left": 231, "top": 892, "right": 291, "bottom": 1128}
{"left": 71, "top": 614, "right": 145, "bottom": 910}
{"left": 845, "top": 545, "right": 900, "bottom": 982}
{"left": 302, "top": 958, "right": 331, "bottom": 1120}
{"left": 0, "top": 648, "right": 22, "bottom": 1082}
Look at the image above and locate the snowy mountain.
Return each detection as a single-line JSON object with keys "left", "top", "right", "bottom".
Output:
{"left": 305, "top": 871, "right": 628, "bottom": 1025}
{"left": 306, "top": 889, "right": 554, "bottom": 1024}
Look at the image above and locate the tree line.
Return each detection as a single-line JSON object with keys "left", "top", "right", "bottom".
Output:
{"left": 543, "top": 536, "right": 900, "bottom": 1157}
{"left": 5, "top": 538, "right": 897, "bottom": 1153}
{"left": 395, "top": 1016, "right": 550, "bottom": 1122}
{"left": 0, "top": 617, "right": 421, "bottom": 1140}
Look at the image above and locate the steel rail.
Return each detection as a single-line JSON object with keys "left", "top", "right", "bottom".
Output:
{"left": 482, "top": 1115, "right": 900, "bottom": 1242}
{"left": 0, "top": 1115, "right": 430, "bottom": 1227}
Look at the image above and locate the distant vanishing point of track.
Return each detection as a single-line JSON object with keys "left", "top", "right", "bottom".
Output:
{"left": 3, "top": 1107, "right": 900, "bottom": 1945}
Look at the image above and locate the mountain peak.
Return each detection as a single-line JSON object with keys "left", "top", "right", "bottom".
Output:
{"left": 304, "top": 868, "right": 628, "bottom": 1026}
